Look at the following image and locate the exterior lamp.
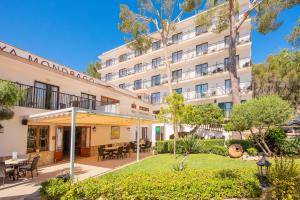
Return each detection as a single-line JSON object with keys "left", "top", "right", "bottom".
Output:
{"left": 256, "top": 154, "right": 272, "bottom": 187}
{"left": 92, "top": 126, "right": 96, "bottom": 132}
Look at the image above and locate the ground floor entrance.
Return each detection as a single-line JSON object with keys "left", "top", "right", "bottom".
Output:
{"left": 54, "top": 126, "right": 91, "bottom": 162}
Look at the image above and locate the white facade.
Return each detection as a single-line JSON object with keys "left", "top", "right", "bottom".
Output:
{"left": 98, "top": 0, "right": 252, "bottom": 139}
{"left": 0, "top": 41, "right": 155, "bottom": 165}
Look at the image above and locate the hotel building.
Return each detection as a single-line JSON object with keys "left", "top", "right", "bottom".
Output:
{"left": 98, "top": 0, "right": 252, "bottom": 121}
{"left": 0, "top": 41, "right": 157, "bottom": 165}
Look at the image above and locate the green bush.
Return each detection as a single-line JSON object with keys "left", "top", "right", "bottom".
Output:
{"left": 279, "top": 139, "right": 300, "bottom": 156}
{"left": 265, "top": 127, "right": 287, "bottom": 153}
{"left": 40, "top": 178, "right": 72, "bottom": 200}
{"left": 247, "top": 148, "right": 258, "bottom": 156}
{"left": 154, "top": 139, "right": 227, "bottom": 155}
{"left": 269, "top": 157, "right": 300, "bottom": 200}
{"left": 41, "top": 169, "right": 262, "bottom": 200}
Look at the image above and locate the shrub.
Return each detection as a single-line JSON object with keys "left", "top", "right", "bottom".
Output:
{"left": 154, "top": 139, "right": 226, "bottom": 155}
{"left": 279, "top": 139, "right": 300, "bottom": 156}
{"left": 265, "top": 127, "right": 287, "bottom": 153}
{"left": 41, "top": 168, "right": 262, "bottom": 200}
{"left": 269, "top": 157, "right": 300, "bottom": 200}
{"left": 40, "top": 178, "right": 72, "bottom": 200}
{"left": 247, "top": 148, "right": 258, "bottom": 156}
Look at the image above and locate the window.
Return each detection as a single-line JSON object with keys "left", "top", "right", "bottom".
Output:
{"left": 172, "top": 69, "right": 182, "bottom": 82}
{"left": 81, "top": 93, "right": 96, "bottom": 109}
{"left": 225, "top": 79, "right": 232, "bottom": 94}
{"left": 195, "top": 25, "right": 207, "bottom": 36}
{"left": 139, "top": 106, "right": 149, "bottom": 112}
{"left": 196, "top": 42, "right": 208, "bottom": 55}
{"left": 131, "top": 103, "right": 137, "bottom": 109}
{"left": 152, "top": 57, "right": 161, "bottom": 68}
{"left": 101, "top": 96, "right": 120, "bottom": 105}
{"left": 224, "top": 55, "right": 239, "bottom": 69}
{"left": 142, "top": 127, "right": 148, "bottom": 139}
{"left": 151, "top": 75, "right": 161, "bottom": 86}
{"left": 151, "top": 92, "right": 161, "bottom": 104}
{"left": 196, "top": 83, "right": 208, "bottom": 97}
{"left": 119, "top": 53, "right": 127, "bottom": 62}
{"left": 195, "top": 63, "right": 208, "bottom": 76}
{"left": 134, "top": 79, "right": 142, "bottom": 90}
{"left": 152, "top": 40, "right": 161, "bottom": 51}
{"left": 134, "top": 63, "right": 143, "bottom": 73}
{"left": 172, "top": 51, "right": 183, "bottom": 63}
{"left": 119, "top": 83, "right": 125, "bottom": 89}
{"left": 106, "top": 59, "right": 113, "bottom": 67}
{"left": 172, "top": 32, "right": 183, "bottom": 43}
{"left": 34, "top": 81, "right": 59, "bottom": 110}
{"left": 224, "top": 33, "right": 239, "bottom": 47}
{"left": 27, "top": 126, "right": 49, "bottom": 153}
{"left": 174, "top": 88, "right": 182, "bottom": 94}
{"left": 119, "top": 68, "right": 127, "bottom": 77}
{"left": 105, "top": 73, "right": 112, "bottom": 81}
{"left": 218, "top": 102, "right": 233, "bottom": 118}
{"left": 135, "top": 49, "right": 142, "bottom": 57}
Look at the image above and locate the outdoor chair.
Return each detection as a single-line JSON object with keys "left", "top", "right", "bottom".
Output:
{"left": 19, "top": 156, "right": 40, "bottom": 179}
{"left": 0, "top": 162, "right": 15, "bottom": 184}
{"left": 112, "top": 146, "right": 124, "bottom": 159}
{"left": 146, "top": 142, "right": 152, "bottom": 152}
{"left": 98, "top": 147, "right": 109, "bottom": 161}
{"left": 107, "top": 144, "right": 113, "bottom": 147}
{"left": 122, "top": 144, "right": 131, "bottom": 157}
{"left": 130, "top": 142, "right": 137, "bottom": 152}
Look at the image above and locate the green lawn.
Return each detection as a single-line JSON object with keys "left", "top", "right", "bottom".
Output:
{"left": 113, "top": 154, "right": 258, "bottom": 175}
{"left": 111, "top": 154, "right": 300, "bottom": 175}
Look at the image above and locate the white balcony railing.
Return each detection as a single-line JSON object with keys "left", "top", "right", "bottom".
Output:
{"left": 102, "top": 33, "right": 251, "bottom": 81}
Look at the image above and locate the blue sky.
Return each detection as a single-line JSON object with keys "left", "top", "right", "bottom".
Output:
{"left": 0, "top": 1, "right": 299, "bottom": 72}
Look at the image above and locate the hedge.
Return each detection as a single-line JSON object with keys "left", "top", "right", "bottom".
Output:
{"left": 154, "top": 139, "right": 254, "bottom": 156}
{"left": 40, "top": 168, "right": 262, "bottom": 200}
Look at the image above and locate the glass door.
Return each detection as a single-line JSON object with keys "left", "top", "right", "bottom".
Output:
{"left": 55, "top": 127, "right": 63, "bottom": 162}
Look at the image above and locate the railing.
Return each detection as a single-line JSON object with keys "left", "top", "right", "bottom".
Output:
{"left": 14, "top": 82, "right": 120, "bottom": 113}
{"left": 101, "top": 22, "right": 250, "bottom": 69}
{"left": 183, "top": 82, "right": 252, "bottom": 101}
{"left": 103, "top": 33, "right": 250, "bottom": 81}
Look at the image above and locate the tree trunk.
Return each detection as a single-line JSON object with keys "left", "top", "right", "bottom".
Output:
{"left": 250, "top": 129, "right": 268, "bottom": 155}
{"left": 261, "top": 139, "right": 272, "bottom": 156}
{"left": 173, "top": 122, "right": 179, "bottom": 158}
{"left": 228, "top": 0, "right": 241, "bottom": 105}
{"left": 162, "top": 36, "right": 173, "bottom": 95}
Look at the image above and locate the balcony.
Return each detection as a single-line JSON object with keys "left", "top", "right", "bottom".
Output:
{"left": 101, "top": 22, "right": 250, "bottom": 69}
{"left": 14, "top": 82, "right": 120, "bottom": 113}
{"left": 171, "top": 57, "right": 251, "bottom": 83}
{"left": 183, "top": 82, "right": 252, "bottom": 101}
{"left": 102, "top": 33, "right": 251, "bottom": 81}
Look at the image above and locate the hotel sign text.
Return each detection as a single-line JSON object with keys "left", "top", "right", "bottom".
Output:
{"left": 0, "top": 41, "right": 96, "bottom": 83}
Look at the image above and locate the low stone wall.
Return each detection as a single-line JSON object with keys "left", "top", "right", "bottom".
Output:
{"left": 28, "top": 151, "right": 54, "bottom": 166}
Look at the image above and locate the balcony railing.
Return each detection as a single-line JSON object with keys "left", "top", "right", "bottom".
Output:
{"left": 183, "top": 82, "right": 252, "bottom": 101}
{"left": 103, "top": 33, "right": 251, "bottom": 81}
{"left": 13, "top": 82, "right": 120, "bottom": 113}
{"left": 101, "top": 21, "right": 250, "bottom": 69}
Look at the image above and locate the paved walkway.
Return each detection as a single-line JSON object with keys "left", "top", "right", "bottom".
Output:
{"left": 0, "top": 152, "right": 151, "bottom": 200}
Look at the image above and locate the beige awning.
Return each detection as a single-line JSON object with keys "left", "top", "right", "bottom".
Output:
{"left": 28, "top": 107, "right": 158, "bottom": 126}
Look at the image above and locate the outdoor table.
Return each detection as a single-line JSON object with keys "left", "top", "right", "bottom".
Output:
{"left": 104, "top": 146, "right": 119, "bottom": 159}
{"left": 5, "top": 158, "right": 28, "bottom": 179}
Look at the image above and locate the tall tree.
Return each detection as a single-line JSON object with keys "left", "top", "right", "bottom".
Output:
{"left": 158, "top": 92, "right": 185, "bottom": 157}
{"left": 252, "top": 49, "right": 300, "bottom": 113}
{"left": 118, "top": 0, "right": 202, "bottom": 94}
{"left": 86, "top": 61, "right": 101, "bottom": 79}
{"left": 287, "top": 17, "right": 300, "bottom": 48}
{"left": 195, "top": 0, "right": 300, "bottom": 105}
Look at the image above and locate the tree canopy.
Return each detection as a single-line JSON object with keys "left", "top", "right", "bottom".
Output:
{"left": 0, "top": 81, "right": 24, "bottom": 120}
{"left": 228, "top": 95, "right": 293, "bottom": 155}
{"left": 252, "top": 49, "right": 300, "bottom": 112}
{"left": 288, "top": 17, "right": 300, "bottom": 48}
{"left": 86, "top": 61, "right": 101, "bottom": 79}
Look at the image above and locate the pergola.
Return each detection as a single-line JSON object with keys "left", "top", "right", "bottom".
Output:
{"left": 28, "top": 107, "right": 158, "bottom": 180}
